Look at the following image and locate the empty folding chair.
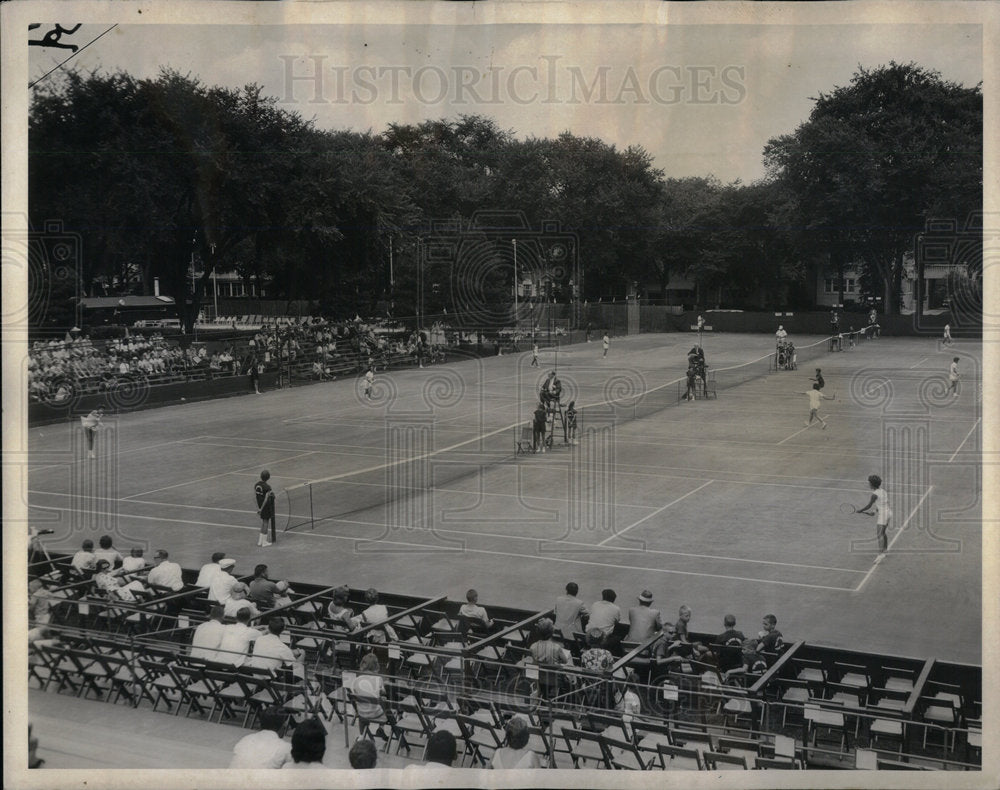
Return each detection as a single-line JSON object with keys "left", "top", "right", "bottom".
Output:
{"left": 704, "top": 750, "right": 749, "bottom": 770}
{"left": 655, "top": 742, "right": 704, "bottom": 770}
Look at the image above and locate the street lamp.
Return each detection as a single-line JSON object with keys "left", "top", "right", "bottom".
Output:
{"left": 512, "top": 239, "right": 518, "bottom": 330}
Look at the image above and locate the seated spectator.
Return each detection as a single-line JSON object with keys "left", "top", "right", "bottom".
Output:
{"left": 626, "top": 589, "right": 663, "bottom": 643}
{"left": 70, "top": 539, "right": 97, "bottom": 577}
{"left": 552, "top": 581, "right": 588, "bottom": 638}
{"left": 120, "top": 547, "right": 148, "bottom": 574}
{"left": 458, "top": 588, "right": 494, "bottom": 633}
{"left": 715, "top": 614, "right": 746, "bottom": 647}
{"left": 529, "top": 618, "right": 571, "bottom": 666}
{"left": 229, "top": 707, "right": 291, "bottom": 768}
{"left": 351, "top": 588, "right": 398, "bottom": 644}
{"left": 93, "top": 560, "right": 149, "bottom": 602}
{"left": 248, "top": 564, "right": 280, "bottom": 609}
{"left": 216, "top": 606, "right": 262, "bottom": 667}
{"left": 349, "top": 738, "right": 378, "bottom": 769}
{"left": 617, "top": 669, "right": 642, "bottom": 716}
{"left": 190, "top": 605, "right": 226, "bottom": 663}
{"left": 326, "top": 586, "right": 354, "bottom": 630}
{"left": 739, "top": 638, "right": 769, "bottom": 676}
{"left": 282, "top": 718, "right": 327, "bottom": 769}
{"left": 490, "top": 716, "right": 541, "bottom": 769}
{"left": 208, "top": 558, "right": 239, "bottom": 603}
{"left": 93, "top": 535, "right": 124, "bottom": 568}
{"left": 756, "top": 613, "right": 784, "bottom": 653}
{"left": 587, "top": 588, "right": 621, "bottom": 642}
{"left": 580, "top": 628, "right": 614, "bottom": 673}
{"left": 223, "top": 584, "right": 260, "bottom": 619}
{"left": 352, "top": 654, "right": 391, "bottom": 737}
{"left": 652, "top": 621, "right": 687, "bottom": 664}
{"left": 249, "top": 617, "right": 304, "bottom": 676}
{"left": 407, "top": 729, "right": 457, "bottom": 769}
{"left": 673, "top": 605, "right": 710, "bottom": 659}
{"left": 195, "top": 552, "right": 227, "bottom": 587}
{"left": 146, "top": 549, "right": 184, "bottom": 592}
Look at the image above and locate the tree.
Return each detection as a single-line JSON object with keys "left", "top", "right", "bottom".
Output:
{"left": 764, "top": 62, "right": 982, "bottom": 314}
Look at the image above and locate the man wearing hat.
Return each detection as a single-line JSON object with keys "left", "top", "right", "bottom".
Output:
{"left": 626, "top": 589, "right": 664, "bottom": 643}
{"left": 208, "top": 558, "right": 239, "bottom": 603}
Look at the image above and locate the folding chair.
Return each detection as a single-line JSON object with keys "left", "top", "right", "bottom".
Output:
{"left": 755, "top": 756, "right": 798, "bottom": 769}
{"left": 919, "top": 696, "right": 960, "bottom": 752}
{"left": 456, "top": 713, "right": 503, "bottom": 767}
{"left": 704, "top": 750, "right": 749, "bottom": 770}
{"left": 515, "top": 425, "right": 535, "bottom": 455}
{"left": 601, "top": 734, "right": 651, "bottom": 770}
{"left": 561, "top": 727, "right": 611, "bottom": 768}
{"left": 717, "top": 736, "right": 760, "bottom": 768}
{"left": 655, "top": 742, "right": 704, "bottom": 770}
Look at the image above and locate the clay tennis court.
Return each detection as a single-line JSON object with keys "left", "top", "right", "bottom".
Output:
{"left": 27, "top": 332, "right": 982, "bottom": 665}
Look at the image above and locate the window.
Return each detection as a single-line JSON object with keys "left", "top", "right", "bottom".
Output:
{"left": 825, "top": 278, "right": 857, "bottom": 294}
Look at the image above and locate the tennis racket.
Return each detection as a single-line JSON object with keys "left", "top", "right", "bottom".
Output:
{"left": 839, "top": 503, "right": 874, "bottom": 517}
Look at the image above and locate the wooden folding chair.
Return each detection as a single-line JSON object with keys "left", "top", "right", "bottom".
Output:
{"left": 704, "top": 750, "right": 749, "bottom": 770}
{"left": 655, "top": 742, "right": 704, "bottom": 770}
{"left": 561, "top": 727, "right": 611, "bottom": 768}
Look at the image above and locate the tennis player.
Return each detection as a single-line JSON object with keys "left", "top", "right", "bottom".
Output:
{"left": 857, "top": 474, "right": 891, "bottom": 562}
{"left": 943, "top": 323, "right": 953, "bottom": 347}
{"left": 255, "top": 470, "right": 276, "bottom": 547}
{"left": 948, "top": 357, "right": 960, "bottom": 397}
{"left": 602, "top": 333, "right": 609, "bottom": 358}
{"left": 80, "top": 408, "right": 104, "bottom": 459}
{"left": 798, "top": 383, "right": 835, "bottom": 429}
{"left": 531, "top": 342, "right": 539, "bottom": 367}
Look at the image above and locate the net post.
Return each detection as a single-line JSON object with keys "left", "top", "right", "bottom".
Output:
{"left": 309, "top": 483, "right": 315, "bottom": 531}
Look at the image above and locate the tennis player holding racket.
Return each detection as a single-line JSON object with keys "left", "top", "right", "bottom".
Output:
{"left": 857, "top": 474, "right": 891, "bottom": 563}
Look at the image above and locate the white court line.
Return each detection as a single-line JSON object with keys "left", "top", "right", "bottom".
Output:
{"left": 26, "top": 435, "right": 211, "bottom": 472}
{"left": 31, "top": 502, "right": 857, "bottom": 592}
{"left": 776, "top": 421, "right": 824, "bottom": 445}
{"left": 121, "top": 451, "right": 316, "bottom": 499}
{"left": 853, "top": 486, "right": 934, "bottom": 593}
{"left": 948, "top": 419, "right": 981, "bottom": 463}
{"left": 597, "top": 480, "right": 714, "bottom": 547}
{"left": 908, "top": 356, "right": 930, "bottom": 369}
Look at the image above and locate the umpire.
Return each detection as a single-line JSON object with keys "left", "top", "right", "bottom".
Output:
{"left": 255, "top": 470, "right": 276, "bottom": 547}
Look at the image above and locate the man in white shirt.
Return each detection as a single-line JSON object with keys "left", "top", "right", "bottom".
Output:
{"left": 147, "top": 549, "right": 184, "bottom": 592}
{"left": 70, "top": 540, "right": 97, "bottom": 576}
{"left": 775, "top": 325, "right": 787, "bottom": 343}
{"left": 190, "top": 606, "right": 226, "bottom": 663}
{"left": 229, "top": 707, "right": 291, "bottom": 769}
{"left": 351, "top": 588, "right": 398, "bottom": 642}
{"left": 553, "top": 582, "right": 589, "bottom": 637}
{"left": 195, "top": 552, "right": 227, "bottom": 587}
{"left": 217, "top": 607, "right": 262, "bottom": 667}
{"left": 249, "top": 618, "right": 303, "bottom": 675}
{"left": 208, "top": 558, "right": 239, "bottom": 603}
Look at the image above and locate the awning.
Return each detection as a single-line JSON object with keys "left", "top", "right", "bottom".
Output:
{"left": 78, "top": 296, "right": 175, "bottom": 309}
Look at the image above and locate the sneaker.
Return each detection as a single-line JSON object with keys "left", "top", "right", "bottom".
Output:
{"left": 263, "top": 541, "right": 272, "bottom": 547}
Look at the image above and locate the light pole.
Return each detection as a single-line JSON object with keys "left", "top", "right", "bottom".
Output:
{"left": 512, "top": 239, "right": 518, "bottom": 331}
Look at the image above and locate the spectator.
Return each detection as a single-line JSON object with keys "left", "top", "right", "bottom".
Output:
{"left": 587, "top": 588, "right": 622, "bottom": 643}
{"left": 146, "top": 549, "right": 184, "bottom": 592}
{"left": 229, "top": 707, "right": 291, "bottom": 768}
{"left": 626, "top": 589, "right": 663, "bottom": 643}
{"left": 190, "top": 605, "right": 226, "bottom": 663}
{"left": 739, "top": 638, "right": 769, "bottom": 676}
{"left": 420, "top": 729, "right": 457, "bottom": 768}
{"left": 552, "top": 581, "right": 589, "bottom": 638}
{"left": 282, "top": 718, "right": 327, "bottom": 769}
{"left": 249, "top": 617, "right": 303, "bottom": 676}
{"left": 326, "top": 586, "right": 354, "bottom": 630}
{"left": 674, "top": 605, "right": 710, "bottom": 659}
{"left": 28, "top": 579, "right": 53, "bottom": 625}
{"left": 248, "top": 564, "right": 280, "bottom": 609}
{"left": 70, "top": 539, "right": 97, "bottom": 577}
{"left": 532, "top": 402, "right": 547, "bottom": 453}
{"left": 529, "top": 618, "right": 571, "bottom": 666}
{"left": 195, "top": 552, "right": 227, "bottom": 587}
{"left": 352, "top": 654, "right": 391, "bottom": 738}
{"left": 216, "top": 606, "right": 262, "bottom": 667}
{"left": 223, "top": 584, "right": 260, "bottom": 619}
{"left": 348, "top": 738, "right": 378, "bottom": 769}
{"left": 580, "top": 628, "right": 614, "bottom": 673}
{"left": 458, "top": 588, "right": 494, "bottom": 633}
{"left": 208, "top": 558, "right": 238, "bottom": 603}
{"left": 715, "top": 614, "right": 745, "bottom": 647}
{"left": 94, "top": 535, "right": 124, "bottom": 568}
{"left": 351, "top": 588, "right": 398, "bottom": 644}
{"left": 617, "top": 669, "right": 642, "bottom": 716}
{"left": 490, "top": 716, "right": 541, "bottom": 769}
{"left": 93, "top": 559, "right": 149, "bottom": 602}
{"left": 775, "top": 325, "right": 787, "bottom": 343}
{"left": 756, "top": 614, "right": 784, "bottom": 653}
{"left": 120, "top": 547, "right": 148, "bottom": 574}
{"left": 29, "top": 723, "right": 44, "bottom": 769}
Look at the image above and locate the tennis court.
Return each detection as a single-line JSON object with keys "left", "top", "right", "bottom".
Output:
{"left": 27, "top": 331, "right": 983, "bottom": 664}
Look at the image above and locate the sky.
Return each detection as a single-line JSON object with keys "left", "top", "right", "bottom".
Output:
{"left": 28, "top": 21, "right": 982, "bottom": 184}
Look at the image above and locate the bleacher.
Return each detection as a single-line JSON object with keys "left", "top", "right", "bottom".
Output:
{"left": 28, "top": 552, "right": 982, "bottom": 771}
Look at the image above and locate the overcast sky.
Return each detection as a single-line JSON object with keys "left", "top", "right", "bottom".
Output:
{"left": 28, "top": 21, "right": 982, "bottom": 183}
